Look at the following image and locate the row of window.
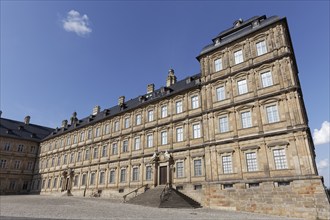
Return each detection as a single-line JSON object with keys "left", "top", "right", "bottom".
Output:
{"left": 44, "top": 96, "right": 201, "bottom": 152}
{"left": 214, "top": 40, "right": 268, "bottom": 72}
{"left": 41, "top": 104, "right": 281, "bottom": 169}
{"left": 44, "top": 68, "right": 276, "bottom": 153}
{"left": 41, "top": 147, "right": 288, "bottom": 190}
{"left": 2, "top": 144, "right": 36, "bottom": 153}
{"left": 0, "top": 160, "right": 34, "bottom": 170}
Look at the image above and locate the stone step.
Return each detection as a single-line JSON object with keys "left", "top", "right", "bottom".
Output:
{"left": 126, "top": 186, "right": 201, "bottom": 209}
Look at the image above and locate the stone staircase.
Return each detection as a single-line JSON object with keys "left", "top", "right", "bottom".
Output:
{"left": 126, "top": 186, "right": 201, "bottom": 208}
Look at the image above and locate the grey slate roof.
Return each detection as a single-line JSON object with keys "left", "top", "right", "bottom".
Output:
{"left": 0, "top": 118, "right": 54, "bottom": 142}
{"left": 44, "top": 73, "right": 202, "bottom": 140}
{"left": 197, "top": 15, "right": 283, "bottom": 60}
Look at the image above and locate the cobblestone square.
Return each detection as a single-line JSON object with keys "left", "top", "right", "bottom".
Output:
{"left": 0, "top": 195, "right": 301, "bottom": 220}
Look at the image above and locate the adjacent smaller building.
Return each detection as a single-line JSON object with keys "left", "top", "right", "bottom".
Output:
{"left": 0, "top": 115, "right": 53, "bottom": 194}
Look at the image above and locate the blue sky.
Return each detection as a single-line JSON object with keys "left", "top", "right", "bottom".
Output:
{"left": 1, "top": 1, "right": 329, "bottom": 186}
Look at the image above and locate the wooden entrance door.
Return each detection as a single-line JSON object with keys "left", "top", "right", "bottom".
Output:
{"left": 159, "top": 166, "right": 167, "bottom": 185}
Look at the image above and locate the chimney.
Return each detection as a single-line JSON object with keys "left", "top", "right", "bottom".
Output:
{"left": 92, "top": 106, "right": 100, "bottom": 116}
{"left": 118, "top": 96, "right": 125, "bottom": 107}
{"left": 166, "top": 69, "right": 177, "bottom": 87}
{"left": 0, "top": 110, "right": 2, "bottom": 118}
{"left": 62, "top": 120, "right": 68, "bottom": 128}
{"left": 24, "top": 116, "right": 30, "bottom": 125}
{"left": 70, "top": 112, "right": 78, "bottom": 124}
{"left": 147, "top": 84, "right": 155, "bottom": 94}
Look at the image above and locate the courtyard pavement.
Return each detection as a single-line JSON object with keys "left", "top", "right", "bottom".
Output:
{"left": 0, "top": 195, "right": 301, "bottom": 220}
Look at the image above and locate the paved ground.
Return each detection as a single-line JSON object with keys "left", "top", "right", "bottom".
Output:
{"left": 0, "top": 195, "right": 301, "bottom": 220}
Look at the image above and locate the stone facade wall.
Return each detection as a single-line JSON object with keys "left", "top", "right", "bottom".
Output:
{"left": 197, "top": 177, "right": 329, "bottom": 219}
{"left": 0, "top": 137, "right": 39, "bottom": 194}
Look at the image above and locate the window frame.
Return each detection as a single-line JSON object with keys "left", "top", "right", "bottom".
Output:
{"left": 234, "top": 50, "right": 244, "bottom": 64}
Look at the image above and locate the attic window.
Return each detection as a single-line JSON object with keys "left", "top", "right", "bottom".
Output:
{"left": 18, "top": 126, "right": 24, "bottom": 130}
{"left": 186, "top": 77, "right": 192, "bottom": 84}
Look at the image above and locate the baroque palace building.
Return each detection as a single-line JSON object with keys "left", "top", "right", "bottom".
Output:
{"left": 1, "top": 15, "right": 329, "bottom": 219}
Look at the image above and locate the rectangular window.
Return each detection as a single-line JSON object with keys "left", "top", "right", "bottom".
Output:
{"left": 266, "top": 105, "right": 279, "bottom": 123}
{"left": 51, "top": 158, "right": 55, "bottom": 167}
{"left": 9, "top": 181, "right": 16, "bottom": 190}
{"left": 63, "top": 154, "right": 67, "bottom": 164}
{"left": 241, "top": 111, "right": 252, "bottom": 128}
{"left": 256, "top": 40, "right": 267, "bottom": 56}
{"left": 0, "top": 160, "right": 7, "bottom": 169}
{"left": 4, "top": 143, "right": 10, "bottom": 151}
{"left": 81, "top": 174, "right": 86, "bottom": 186}
{"left": 134, "top": 137, "right": 140, "bottom": 150}
{"left": 47, "top": 179, "right": 51, "bottom": 189}
{"left": 176, "top": 127, "right": 183, "bottom": 142}
{"left": 95, "top": 127, "right": 100, "bottom": 137}
{"left": 90, "top": 173, "right": 95, "bottom": 185}
{"left": 87, "top": 130, "right": 92, "bottom": 139}
{"left": 214, "top": 58, "right": 223, "bottom": 72}
{"left": 114, "top": 121, "right": 119, "bottom": 132}
{"left": 161, "top": 106, "right": 168, "bottom": 118}
{"left": 122, "top": 140, "right": 128, "bottom": 152}
{"left": 73, "top": 175, "right": 78, "bottom": 187}
{"left": 237, "top": 79, "right": 248, "bottom": 95}
{"left": 216, "top": 86, "right": 226, "bottom": 101}
{"left": 57, "top": 156, "right": 61, "bottom": 166}
{"left": 77, "top": 151, "right": 81, "bottom": 162}
{"left": 176, "top": 101, "right": 183, "bottom": 114}
{"left": 53, "top": 177, "right": 58, "bottom": 188}
{"left": 148, "top": 110, "right": 154, "bottom": 122}
{"left": 14, "top": 160, "right": 21, "bottom": 169}
{"left": 99, "top": 172, "right": 105, "bottom": 184}
{"left": 193, "top": 124, "right": 201, "bottom": 139}
{"left": 70, "top": 153, "right": 75, "bottom": 163}
{"left": 194, "top": 159, "right": 202, "bottom": 176}
{"left": 27, "top": 161, "right": 33, "bottom": 170}
{"left": 93, "top": 147, "right": 98, "bottom": 159}
{"left": 102, "top": 146, "right": 107, "bottom": 157}
{"left": 147, "top": 134, "right": 153, "bottom": 148}
{"left": 18, "top": 144, "right": 24, "bottom": 152}
{"left": 136, "top": 114, "right": 142, "bottom": 125}
{"left": 234, "top": 50, "right": 243, "bottom": 64}
{"left": 191, "top": 95, "right": 199, "bottom": 109}
{"left": 132, "top": 167, "right": 139, "bottom": 181}
{"left": 104, "top": 124, "right": 110, "bottom": 134}
{"left": 22, "top": 181, "right": 28, "bottom": 190}
{"left": 109, "top": 170, "right": 115, "bottom": 183}
{"left": 73, "top": 135, "right": 77, "bottom": 144}
{"left": 124, "top": 118, "right": 130, "bottom": 128}
{"left": 273, "top": 149, "right": 288, "bottom": 170}
{"left": 146, "top": 166, "right": 152, "bottom": 180}
{"left": 161, "top": 131, "right": 167, "bottom": 145}
{"left": 176, "top": 161, "right": 184, "bottom": 178}
{"left": 112, "top": 143, "right": 118, "bottom": 155}
{"left": 85, "top": 149, "right": 90, "bottom": 160}
{"left": 261, "top": 71, "right": 273, "bottom": 87}
{"left": 120, "top": 169, "right": 126, "bottom": 182}
{"left": 219, "top": 116, "right": 229, "bottom": 133}
{"left": 30, "top": 146, "right": 36, "bottom": 153}
{"left": 246, "top": 152, "right": 258, "bottom": 172}
{"left": 80, "top": 132, "right": 85, "bottom": 142}
{"left": 222, "top": 155, "right": 233, "bottom": 174}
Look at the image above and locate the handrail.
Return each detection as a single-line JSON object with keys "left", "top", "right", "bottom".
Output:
{"left": 123, "top": 184, "right": 148, "bottom": 203}
{"left": 160, "top": 183, "right": 170, "bottom": 202}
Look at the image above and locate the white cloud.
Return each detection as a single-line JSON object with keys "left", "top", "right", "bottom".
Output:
{"left": 317, "top": 159, "right": 329, "bottom": 170}
{"left": 62, "top": 10, "right": 92, "bottom": 37}
{"left": 313, "top": 121, "right": 330, "bottom": 145}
